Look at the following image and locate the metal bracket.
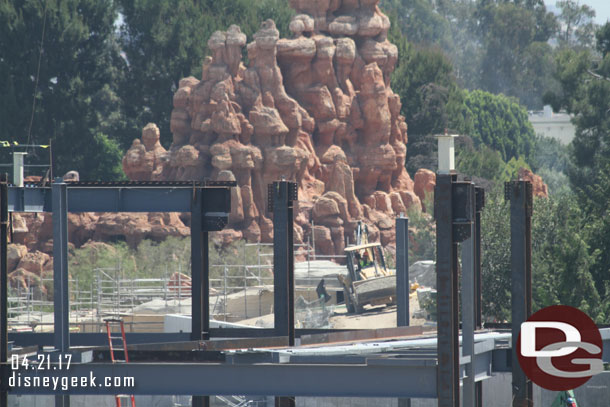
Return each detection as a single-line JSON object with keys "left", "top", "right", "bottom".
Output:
{"left": 202, "top": 187, "right": 231, "bottom": 231}
{"left": 504, "top": 182, "right": 512, "bottom": 202}
{"left": 267, "top": 181, "right": 298, "bottom": 213}
{"left": 205, "top": 180, "right": 237, "bottom": 187}
{"left": 267, "top": 183, "right": 275, "bottom": 213}
{"left": 504, "top": 181, "right": 533, "bottom": 216}
{"left": 452, "top": 182, "right": 474, "bottom": 243}
{"left": 288, "top": 181, "right": 298, "bottom": 202}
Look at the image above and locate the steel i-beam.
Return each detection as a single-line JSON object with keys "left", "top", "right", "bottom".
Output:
{"left": 52, "top": 180, "right": 69, "bottom": 353}
{"left": 396, "top": 216, "right": 411, "bottom": 407}
{"left": 474, "top": 186, "right": 485, "bottom": 407}
{"left": 506, "top": 181, "right": 533, "bottom": 407}
{"left": 435, "top": 174, "right": 459, "bottom": 407}
{"left": 52, "top": 179, "right": 70, "bottom": 407}
{"left": 461, "top": 182, "right": 476, "bottom": 407}
{"left": 0, "top": 174, "right": 8, "bottom": 407}
{"left": 191, "top": 188, "right": 208, "bottom": 342}
{"left": 270, "top": 180, "right": 298, "bottom": 407}
{"left": 269, "top": 181, "right": 298, "bottom": 345}
{"left": 396, "top": 216, "right": 410, "bottom": 327}
{"left": 435, "top": 174, "right": 475, "bottom": 407}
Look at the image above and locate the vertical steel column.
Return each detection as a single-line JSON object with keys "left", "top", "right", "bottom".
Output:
{"left": 192, "top": 395, "right": 210, "bottom": 407}
{"left": 270, "top": 181, "right": 297, "bottom": 407}
{"left": 461, "top": 183, "right": 476, "bottom": 407}
{"left": 287, "top": 189, "right": 295, "bottom": 343}
{"left": 396, "top": 217, "right": 410, "bottom": 327}
{"left": 435, "top": 174, "right": 459, "bottom": 407}
{"left": 0, "top": 174, "right": 8, "bottom": 406}
{"left": 474, "top": 187, "right": 484, "bottom": 328}
{"left": 396, "top": 216, "right": 411, "bottom": 407}
{"left": 191, "top": 188, "right": 204, "bottom": 341}
{"left": 191, "top": 188, "right": 210, "bottom": 407}
{"left": 506, "top": 181, "right": 533, "bottom": 407}
{"left": 271, "top": 181, "right": 296, "bottom": 345}
{"left": 525, "top": 185, "right": 533, "bottom": 404}
{"left": 474, "top": 186, "right": 485, "bottom": 407}
{"left": 53, "top": 180, "right": 69, "bottom": 351}
{"left": 52, "top": 180, "right": 70, "bottom": 407}
{"left": 275, "top": 397, "right": 296, "bottom": 407}
{"left": 191, "top": 226, "right": 210, "bottom": 407}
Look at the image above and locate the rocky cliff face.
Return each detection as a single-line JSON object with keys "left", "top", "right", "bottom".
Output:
{"left": 122, "top": 0, "right": 430, "bottom": 255}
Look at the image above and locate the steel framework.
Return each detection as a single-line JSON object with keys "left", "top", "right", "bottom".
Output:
{"left": 2, "top": 177, "right": 609, "bottom": 407}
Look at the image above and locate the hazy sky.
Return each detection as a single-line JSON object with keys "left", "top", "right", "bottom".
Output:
{"left": 545, "top": 0, "right": 610, "bottom": 25}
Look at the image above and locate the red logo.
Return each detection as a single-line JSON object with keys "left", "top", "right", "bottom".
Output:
{"left": 517, "top": 305, "right": 603, "bottom": 391}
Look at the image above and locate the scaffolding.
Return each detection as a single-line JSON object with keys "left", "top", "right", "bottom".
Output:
{"left": 7, "top": 241, "right": 346, "bottom": 332}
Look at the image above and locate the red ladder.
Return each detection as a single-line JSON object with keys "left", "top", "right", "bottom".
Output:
{"left": 105, "top": 319, "right": 135, "bottom": 407}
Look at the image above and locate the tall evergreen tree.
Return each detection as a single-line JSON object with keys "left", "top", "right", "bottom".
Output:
{"left": 0, "top": 0, "right": 126, "bottom": 180}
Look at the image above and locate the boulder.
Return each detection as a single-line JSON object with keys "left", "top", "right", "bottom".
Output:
{"left": 16, "top": 251, "right": 50, "bottom": 276}
{"left": 414, "top": 169, "right": 436, "bottom": 205}
{"left": 312, "top": 225, "right": 334, "bottom": 256}
{"left": 312, "top": 196, "right": 340, "bottom": 220}
{"left": 212, "top": 229, "right": 243, "bottom": 247}
{"left": 7, "top": 244, "right": 27, "bottom": 272}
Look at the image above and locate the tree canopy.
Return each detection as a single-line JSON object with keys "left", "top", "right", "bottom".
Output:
{"left": 0, "top": 0, "right": 127, "bottom": 180}
{"left": 459, "top": 90, "right": 536, "bottom": 163}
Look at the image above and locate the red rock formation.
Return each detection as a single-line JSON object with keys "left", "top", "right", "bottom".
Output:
{"left": 7, "top": 244, "right": 27, "bottom": 272}
{"left": 413, "top": 169, "right": 436, "bottom": 203}
{"left": 122, "top": 123, "right": 168, "bottom": 181}
{"left": 122, "top": 0, "right": 423, "bottom": 256}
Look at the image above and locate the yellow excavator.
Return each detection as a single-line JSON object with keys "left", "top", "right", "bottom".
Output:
{"left": 337, "top": 222, "right": 397, "bottom": 314}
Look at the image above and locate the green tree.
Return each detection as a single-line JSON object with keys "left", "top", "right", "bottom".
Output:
{"left": 386, "top": 7, "right": 464, "bottom": 175}
{"left": 532, "top": 135, "right": 570, "bottom": 195}
{"left": 480, "top": 189, "right": 511, "bottom": 321}
{"left": 481, "top": 189, "right": 605, "bottom": 322}
{"left": 542, "top": 27, "right": 610, "bottom": 316}
{"left": 475, "top": 1, "right": 557, "bottom": 108}
{"left": 458, "top": 90, "right": 536, "bottom": 164}
{"left": 456, "top": 138, "right": 505, "bottom": 184}
{"left": 380, "top": 0, "right": 452, "bottom": 49}
{"left": 597, "top": 22, "right": 610, "bottom": 56}
{"left": 531, "top": 193, "right": 603, "bottom": 320}
{"left": 0, "top": 0, "right": 127, "bottom": 180}
{"left": 556, "top": 0, "right": 597, "bottom": 49}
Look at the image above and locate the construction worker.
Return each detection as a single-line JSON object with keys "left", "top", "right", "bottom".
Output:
{"left": 359, "top": 251, "right": 373, "bottom": 268}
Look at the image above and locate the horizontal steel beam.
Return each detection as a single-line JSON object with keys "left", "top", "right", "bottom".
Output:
{"left": 6, "top": 334, "right": 517, "bottom": 398}
{"left": 6, "top": 337, "right": 507, "bottom": 398}
{"left": 9, "top": 329, "right": 372, "bottom": 348}
{"left": 8, "top": 186, "right": 196, "bottom": 213}
{"left": 9, "top": 333, "right": 192, "bottom": 347}
{"left": 8, "top": 360, "right": 438, "bottom": 397}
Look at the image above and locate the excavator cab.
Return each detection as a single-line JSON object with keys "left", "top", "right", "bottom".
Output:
{"left": 347, "top": 243, "right": 390, "bottom": 281}
{"left": 339, "top": 242, "right": 396, "bottom": 314}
